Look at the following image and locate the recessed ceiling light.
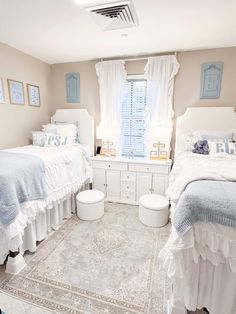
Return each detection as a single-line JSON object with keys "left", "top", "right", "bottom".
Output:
{"left": 121, "top": 33, "right": 128, "bottom": 37}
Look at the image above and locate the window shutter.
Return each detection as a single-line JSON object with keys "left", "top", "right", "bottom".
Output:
{"left": 121, "top": 79, "right": 147, "bottom": 157}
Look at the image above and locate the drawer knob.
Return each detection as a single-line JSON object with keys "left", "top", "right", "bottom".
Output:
{"left": 127, "top": 176, "right": 129, "bottom": 179}
{"left": 147, "top": 167, "right": 149, "bottom": 171}
{"left": 108, "top": 165, "right": 111, "bottom": 168}
{"left": 127, "top": 186, "right": 129, "bottom": 189}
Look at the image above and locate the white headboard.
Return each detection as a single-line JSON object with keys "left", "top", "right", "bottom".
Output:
{"left": 175, "top": 106, "right": 236, "bottom": 156}
{"left": 51, "top": 109, "right": 94, "bottom": 156}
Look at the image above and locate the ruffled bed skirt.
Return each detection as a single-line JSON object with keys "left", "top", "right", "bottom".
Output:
{"left": 0, "top": 182, "right": 89, "bottom": 265}
{"left": 167, "top": 258, "right": 236, "bottom": 314}
{"left": 159, "top": 223, "right": 236, "bottom": 314}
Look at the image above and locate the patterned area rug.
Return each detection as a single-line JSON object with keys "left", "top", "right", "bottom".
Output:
{"left": 0, "top": 203, "right": 171, "bottom": 313}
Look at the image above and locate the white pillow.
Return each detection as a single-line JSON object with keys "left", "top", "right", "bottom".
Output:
{"left": 54, "top": 121, "right": 80, "bottom": 143}
{"left": 44, "top": 133, "right": 74, "bottom": 147}
{"left": 208, "top": 141, "right": 236, "bottom": 155}
{"left": 183, "top": 131, "right": 233, "bottom": 152}
{"left": 42, "top": 123, "right": 77, "bottom": 142}
{"left": 32, "top": 131, "right": 48, "bottom": 147}
{"left": 193, "top": 130, "right": 233, "bottom": 142}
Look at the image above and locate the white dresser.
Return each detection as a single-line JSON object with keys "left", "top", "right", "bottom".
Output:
{"left": 92, "top": 156, "right": 172, "bottom": 205}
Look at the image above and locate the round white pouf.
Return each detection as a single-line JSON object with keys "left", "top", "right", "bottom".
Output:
{"left": 139, "top": 194, "right": 169, "bottom": 227}
{"left": 76, "top": 189, "right": 104, "bottom": 221}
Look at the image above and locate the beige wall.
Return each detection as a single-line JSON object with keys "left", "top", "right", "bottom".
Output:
{"left": 1, "top": 43, "right": 235, "bottom": 151}
{"left": 0, "top": 42, "right": 51, "bottom": 149}
{"left": 51, "top": 47, "right": 236, "bottom": 130}
{"left": 174, "top": 47, "right": 236, "bottom": 116}
{"left": 50, "top": 61, "right": 100, "bottom": 126}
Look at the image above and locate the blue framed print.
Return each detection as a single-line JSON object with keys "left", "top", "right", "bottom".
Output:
{"left": 66, "top": 73, "right": 80, "bottom": 103}
{"left": 200, "top": 62, "right": 223, "bottom": 99}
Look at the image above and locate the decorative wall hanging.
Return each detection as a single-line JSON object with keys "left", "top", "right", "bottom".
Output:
{"left": 8, "top": 79, "right": 25, "bottom": 105}
{"left": 27, "top": 84, "right": 40, "bottom": 107}
{"left": 0, "top": 78, "right": 5, "bottom": 103}
{"left": 66, "top": 73, "right": 80, "bottom": 103}
{"left": 200, "top": 62, "right": 223, "bottom": 99}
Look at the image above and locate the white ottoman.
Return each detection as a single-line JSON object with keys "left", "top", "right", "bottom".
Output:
{"left": 139, "top": 194, "right": 169, "bottom": 227}
{"left": 76, "top": 189, "right": 104, "bottom": 221}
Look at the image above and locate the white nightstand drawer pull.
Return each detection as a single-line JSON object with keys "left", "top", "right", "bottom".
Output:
{"left": 121, "top": 181, "right": 135, "bottom": 192}
{"left": 121, "top": 191, "right": 135, "bottom": 202}
{"left": 129, "top": 163, "right": 169, "bottom": 174}
{"left": 121, "top": 172, "right": 136, "bottom": 182}
{"left": 92, "top": 160, "right": 127, "bottom": 171}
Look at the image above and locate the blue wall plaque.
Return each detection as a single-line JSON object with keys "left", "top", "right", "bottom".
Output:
{"left": 200, "top": 62, "right": 223, "bottom": 99}
{"left": 66, "top": 73, "right": 80, "bottom": 103}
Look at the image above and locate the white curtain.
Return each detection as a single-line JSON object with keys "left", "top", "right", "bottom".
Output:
{"left": 95, "top": 60, "right": 127, "bottom": 127}
{"left": 144, "top": 55, "right": 179, "bottom": 128}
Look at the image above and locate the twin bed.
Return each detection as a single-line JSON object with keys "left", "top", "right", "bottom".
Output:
{"left": 0, "top": 109, "right": 94, "bottom": 273}
{"left": 159, "top": 107, "right": 236, "bottom": 314}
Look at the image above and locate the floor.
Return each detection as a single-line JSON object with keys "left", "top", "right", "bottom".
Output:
{"left": 0, "top": 203, "right": 205, "bottom": 314}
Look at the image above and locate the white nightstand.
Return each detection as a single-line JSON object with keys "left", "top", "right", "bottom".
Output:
{"left": 92, "top": 156, "right": 172, "bottom": 205}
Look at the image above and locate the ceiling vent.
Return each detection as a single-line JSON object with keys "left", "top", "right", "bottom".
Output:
{"left": 84, "top": 1, "right": 138, "bottom": 31}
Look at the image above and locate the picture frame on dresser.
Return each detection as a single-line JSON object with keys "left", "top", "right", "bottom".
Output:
{"left": 8, "top": 79, "right": 25, "bottom": 105}
{"left": 0, "top": 77, "right": 5, "bottom": 103}
{"left": 27, "top": 84, "right": 41, "bottom": 107}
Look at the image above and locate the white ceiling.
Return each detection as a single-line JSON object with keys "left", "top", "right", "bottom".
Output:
{"left": 0, "top": 0, "right": 236, "bottom": 64}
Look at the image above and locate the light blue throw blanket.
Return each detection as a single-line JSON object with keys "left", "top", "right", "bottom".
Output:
{"left": 173, "top": 180, "right": 236, "bottom": 234}
{"left": 0, "top": 151, "right": 47, "bottom": 226}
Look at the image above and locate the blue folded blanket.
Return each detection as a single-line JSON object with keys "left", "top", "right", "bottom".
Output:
{"left": 0, "top": 151, "right": 47, "bottom": 226}
{"left": 173, "top": 180, "right": 236, "bottom": 234}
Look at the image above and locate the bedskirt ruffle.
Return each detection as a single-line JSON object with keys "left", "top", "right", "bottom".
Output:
{"left": 159, "top": 222, "right": 236, "bottom": 278}
{"left": 0, "top": 178, "right": 89, "bottom": 264}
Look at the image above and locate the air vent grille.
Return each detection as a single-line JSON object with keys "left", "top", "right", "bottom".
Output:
{"left": 85, "top": 1, "right": 138, "bottom": 31}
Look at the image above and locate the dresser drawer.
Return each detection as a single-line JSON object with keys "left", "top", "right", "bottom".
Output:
{"left": 120, "top": 191, "right": 136, "bottom": 203}
{"left": 92, "top": 160, "right": 127, "bottom": 171}
{"left": 128, "top": 163, "right": 169, "bottom": 174}
{"left": 121, "top": 171, "right": 136, "bottom": 182}
{"left": 121, "top": 181, "right": 135, "bottom": 192}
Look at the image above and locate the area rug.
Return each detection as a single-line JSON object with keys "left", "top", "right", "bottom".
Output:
{"left": 0, "top": 203, "right": 171, "bottom": 314}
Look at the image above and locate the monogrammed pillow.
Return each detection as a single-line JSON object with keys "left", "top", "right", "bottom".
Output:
{"left": 208, "top": 141, "right": 236, "bottom": 155}
{"left": 44, "top": 133, "right": 74, "bottom": 147}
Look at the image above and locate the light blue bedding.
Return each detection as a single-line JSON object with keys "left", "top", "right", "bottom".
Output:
{"left": 0, "top": 151, "right": 47, "bottom": 226}
{"left": 173, "top": 180, "right": 236, "bottom": 234}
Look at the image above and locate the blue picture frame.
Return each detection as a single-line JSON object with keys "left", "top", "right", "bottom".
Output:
{"left": 200, "top": 62, "right": 223, "bottom": 99}
{"left": 66, "top": 73, "right": 80, "bottom": 103}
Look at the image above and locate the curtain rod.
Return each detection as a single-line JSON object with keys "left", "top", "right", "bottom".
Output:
{"left": 101, "top": 51, "right": 177, "bottom": 62}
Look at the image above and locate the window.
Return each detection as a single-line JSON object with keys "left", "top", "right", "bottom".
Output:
{"left": 121, "top": 77, "right": 147, "bottom": 157}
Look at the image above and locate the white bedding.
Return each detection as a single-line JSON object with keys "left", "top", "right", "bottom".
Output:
{"left": 159, "top": 152, "right": 236, "bottom": 313}
{"left": 0, "top": 144, "right": 92, "bottom": 263}
{"left": 166, "top": 152, "right": 236, "bottom": 202}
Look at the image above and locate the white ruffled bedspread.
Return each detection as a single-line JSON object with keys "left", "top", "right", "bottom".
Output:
{"left": 159, "top": 152, "right": 236, "bottom": 278}
{"left": 0, "top": 144, "right": 92, "bottom": 263}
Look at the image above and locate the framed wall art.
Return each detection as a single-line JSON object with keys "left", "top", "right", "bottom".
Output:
{"left": 0, "top": 77, "right": 5, "bottom": 103}
{"left": 66, "top": 73, "right": 80, "bottom": 103}
{"left": 27, "top": 84, "right": 40, "bottom": 107}
{"left": 8, "top": 79, "right": 25, "bottom": 105}
{"left": 200, "top": 62, "right": 223, "bottom": 99}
